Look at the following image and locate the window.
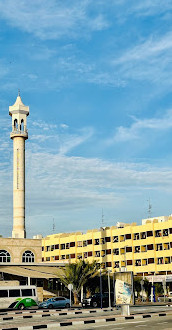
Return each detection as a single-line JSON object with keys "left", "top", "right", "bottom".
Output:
{"left": 106, "top": 249, "right": 111, "bottom": 255}
{"left": 105, "top": 237, "right": 111, "bottom": 242}
{"left": 164, "top": 243, "right": 170, "bottom": 250}
{"left": 88, "top": 251, "right": 92, "bottom": 257}
{"left": 22, "top": 250, "right": 34, "bottom": 263}
{"left": 141, "top": 232, "right": 146, "bottom": 239}
{"left": 20, "top": 119, "right": 24, "bottom": 131}
{"left": 87, "top": 239, "right": 92, "bottom": 245}
{"left": 61, "top": 255, "right": 65, "bottom": 260}
{"left": 55, "top": 244, "right": 59, "bottom": 249}
{"left": 54, "top": 256, "right": 59, "bottom": 260}
{"left": 148, "top": 258, "right": 154, "bottom": 264}
{"left": 51, "top": 245, "right": 54, "bottom": 251}
{"left": 42, "top": 258, "right": 44, "bottom": 261}
{"left": 77, "top": 241, "right": 82, "bottom": 247}
{"left": 114, "top": 261, "right": 119, "bottom": 268}
{"left": 70, "top": 254, "right": 75, "bottom": 259}
{"left": 163, "top": 229, "right": 169, "bottom": 237}
{"left": 66, "top": 243, "right": 70, "bottom": 249}
{"left": 70, "top": 242, "right": 75, "bottom": 247}
{"left": 9, "top": 289, "right": 20, "bottom": 297}
{"left": 60, "top": 244, "right": 65, "bottom": 250}
{"left": 42, "top": 246, "right": 44, "bottom": 251}
{"left": 135, "top": 246, "right": 140, "bottom": 253}
{"left": 95, "top": 251, "right": 100, "bottom": 257}
{"left": 101, "top": 238, "right": 105, "bottom": 244}
{"left": 169, "top": 228, "right": 172, "bottom": 234}
{"left": 77, "top": 254, "right": 82, "bottom": 259}
{"left": 0, "top": 250, "right": 11, "bottom": 262}
{"left": 83, "top": 241, "right": 87, "bottom": 247}
{"left": 21, "top": 289, "right": 33, "bottom": 297}
{"left": 46, "top": 257, "right": 50, "bottom": 261}
{"left": 84, "top": 252, "right": 87, "bottom": 258}
{"left": 106, "top": 262, "right": 112, "bottom": 267}
{"left": 126, "top": 246, "right": 132, "bottom": 253}
{"left": 155, "top": 230, "right": 161, "bottom": 237}
{"left": 157, "top": 257, "right": 163, "bottom": 264}
{"left": 147, "top": 244, "right": 154, "bottom": 250}
{"left": 125, "top": 234, "right": 131, "bottom": 240}
{"left": 113, "top": 248, "right": 119, "bottom": 255}
{"left": 0, "top": 290, "right": 8, "bottom": 298}
{"left": 127, "top": 260, "right": 132, "bottom": 265}
{"left": 134, "top": 233, "right": 140, "bottom": 240}
{"left": 147, "top": 231, "right": 153, "bottom": 237}
{"left": 156, "top": 244, "right": 163, "bottom": 251}
{"left": 165, "top": 257, "right": 170, "bottom": 264}
{"left": 46, "top": 246, "right": 50, "bottom": 252}
{"left": 135, "top": 259, "right": 141, "bottom": 266}
{"left": 95, "top": 239, "right": 100, "bottom": 245}
{"left": 113, "top": 236, "right": 118, "bottom": 243}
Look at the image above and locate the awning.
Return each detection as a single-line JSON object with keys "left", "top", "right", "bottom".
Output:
{"left": 0, "top": 266, "right": 64, "bottom": 279}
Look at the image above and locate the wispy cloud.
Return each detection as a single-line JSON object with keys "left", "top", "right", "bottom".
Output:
{"left": 0, "top": 0, "right": 109, "bottom": 40}
{"left": 112, "top": 109, "right": 172, "bottom": 142}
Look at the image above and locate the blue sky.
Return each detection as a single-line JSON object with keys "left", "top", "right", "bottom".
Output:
{"left": 0, "top": 0, "right": 172, "bottom": 238}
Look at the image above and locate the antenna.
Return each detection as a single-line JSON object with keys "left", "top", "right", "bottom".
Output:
{"left": 101, "top": 209, "right": 104, "bottom": 226}
{"left": 52, "top": 218, "right": 55, "bottom": 233}
{"left": 147, "top": 198, "right": 152, "bottom": 218}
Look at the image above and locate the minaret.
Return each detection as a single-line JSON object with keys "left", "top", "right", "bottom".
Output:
{"left": 9, "top": 92, "right": 29, "bottom": 238}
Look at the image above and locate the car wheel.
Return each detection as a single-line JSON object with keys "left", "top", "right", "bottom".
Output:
{"left": 92, "top": 301, "right": 98, "bottom": 308}
{"left": 18, "top": 303, "right": 25, "bottom": 310}
{"left": 48, "top": 304, "right": 53, "bottom": 309}
{"left": 66, "top": 303, "right": 70, "bottom": 308}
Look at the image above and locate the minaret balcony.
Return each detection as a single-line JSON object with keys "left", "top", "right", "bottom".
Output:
{"left": 10, "top": 129, "right": 28, "bottom": 139}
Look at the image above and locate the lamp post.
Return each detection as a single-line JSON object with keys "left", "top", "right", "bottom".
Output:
{"left": 108, "top": 270, "right": 111, "bottom": 308}
{"left": 100, "top": 267, "right": 103, "bottom": 309}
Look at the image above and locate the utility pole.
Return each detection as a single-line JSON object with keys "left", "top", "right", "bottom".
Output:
{"left": 147, "top": 198, "right": 152, "bottom": 218}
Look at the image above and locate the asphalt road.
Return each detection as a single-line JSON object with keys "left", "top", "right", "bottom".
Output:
{"left": 0, "top": 305, "right": 172, "bottom": 329}
{"left": 67, "top": 314, "right": 172, "bottom": 330}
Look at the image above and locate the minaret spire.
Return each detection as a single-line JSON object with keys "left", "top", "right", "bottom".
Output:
{"left": 9, "top": 93, "right": 29, "bottom": 238}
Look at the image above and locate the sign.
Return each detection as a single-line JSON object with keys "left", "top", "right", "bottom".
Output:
{"left": 146, "top": 275, "right": 172, "bottom": 283}
{"left": 115, "top": 279, "right": 132, "bottom": 305}
{"left": 68, "top": 284, "right": 73, "bottom": 291}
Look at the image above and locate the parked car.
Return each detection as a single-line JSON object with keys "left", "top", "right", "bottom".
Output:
{"left": 82, "top": 292, "right": 115, "bottom": 308}
{"left": 38, "top": 297, "right": 70, "bottom": 309}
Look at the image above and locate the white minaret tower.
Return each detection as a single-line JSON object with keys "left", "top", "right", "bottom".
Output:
{"left": 9, "top": 92, "right": 29, "bottom": 238}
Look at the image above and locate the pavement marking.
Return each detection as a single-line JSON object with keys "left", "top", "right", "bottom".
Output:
{"left": 135, "top": 325, "right": 147, "bottom": 327}
{"left": 157, "top": 321, "right": 168, "bottom": 324}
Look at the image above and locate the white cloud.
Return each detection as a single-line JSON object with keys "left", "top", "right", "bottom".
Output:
{"left": 112, "top": 110, "right": 172, "bottom": 142}
{"left": 60, "top": 124, "right": 69, "bottom": 129}
{"left": 0, "top": 0, "right": 109, "bottom": 40}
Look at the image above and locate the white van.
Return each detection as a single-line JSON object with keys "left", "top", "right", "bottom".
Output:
{"left": 0, "top": 285, "right": 38, "bottom": 309}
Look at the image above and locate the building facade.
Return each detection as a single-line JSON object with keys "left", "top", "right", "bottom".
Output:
{"left": 42, "top": 215, "right": 172, "bottom": 276}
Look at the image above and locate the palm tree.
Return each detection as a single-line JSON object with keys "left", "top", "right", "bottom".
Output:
{"left": 58, "top": 260, "right": 99, "bottom": 304}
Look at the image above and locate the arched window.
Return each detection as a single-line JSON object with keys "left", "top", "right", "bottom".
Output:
{"left": 0, "top": 250, "right": 11, "bottom": 262}
{"left": 22, "top": 250, "right": 34, "bottom": 263}
{"left": 14, "top": 119, "right": 18, "bottom": 131}
{"left": 20, "top": 119, "right": 24, "bottom": 131}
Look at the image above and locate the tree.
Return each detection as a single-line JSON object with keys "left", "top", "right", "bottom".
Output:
{"left": 58, "top": 260, "right": 99, "bottom": 304}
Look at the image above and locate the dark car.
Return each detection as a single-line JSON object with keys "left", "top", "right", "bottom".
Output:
{"left": 82, "top": 292, "right": 115, "bottom": 308}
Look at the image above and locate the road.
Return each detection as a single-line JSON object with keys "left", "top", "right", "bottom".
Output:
{"left": 0, "top": 305, "right": 172, "bottom": 329}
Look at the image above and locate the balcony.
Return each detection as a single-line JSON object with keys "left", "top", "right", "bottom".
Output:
{"left": 10, "top": 129, "right": 28, "bottom": 139}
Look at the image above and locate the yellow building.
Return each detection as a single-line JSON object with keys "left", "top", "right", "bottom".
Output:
{"left": 42, "top": 215, "right": 172, "bottom": 276}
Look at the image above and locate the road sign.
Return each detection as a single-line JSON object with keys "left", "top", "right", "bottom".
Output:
{"left": 68, "top": 283, "right": 73, "bottom": 291}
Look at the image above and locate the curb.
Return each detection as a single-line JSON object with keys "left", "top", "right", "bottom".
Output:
{"left": 0, "top": 308, "right": 114, "bottom": 321}
{"left": 1, "top": 311, "right": 170, "bottom": 329}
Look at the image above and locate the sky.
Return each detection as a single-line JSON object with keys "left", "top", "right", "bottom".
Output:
{"left": 0, "top": 0, "right": 172, "bottom": 238}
